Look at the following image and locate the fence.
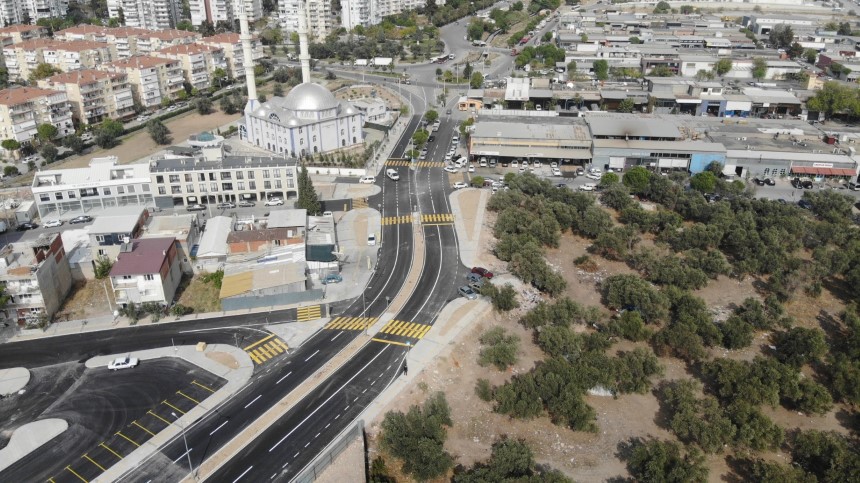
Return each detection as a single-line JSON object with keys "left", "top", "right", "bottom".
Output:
{"left": 220, "top": 289, "right": 324, "bottom": 311}
{"left": 291, "top": 420, "right": 364, "bottom": 483}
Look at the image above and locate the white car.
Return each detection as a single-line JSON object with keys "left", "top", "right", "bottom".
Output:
{"left": 519, "top": 164, "right": 526, "bottom": 172}
{"left": 367, "top": 233, "right": 377, "bottom": 246}
{"left": 468, "top": 164, "right": 476, "bottom": 172}
{"left": 533, "top": 160, "right": 542, "bottom": 168}
{"left": 510, "top": 160, "right": 519, "bottom": 168}
{"left": 589, "top": 167, "right": 602, "bottom": 174}
{"left": 550, "top": 162, "right": 558, "bottom": 168}
{"left": 108, "top": 356, "right": 139, "bottom": 371}
{"left": 453, "top": 181, "right": 469, "bottom": 189}
{"left": 264, "top": 198, "right": 284, "bottom": 206}
{"left": 552, "top": 168, "right": 562, "bottom": 176}
{"left": 579, "top": 183, "right": 597, "bottom": 191}
{"left": 586, "top": 173, "right": 602, "bottom": 180}
{"left": 444, "top": 165, "right": 458, "bottom": 173}
{"left": 43, "top": 219, "right": 63, "bottom": 228}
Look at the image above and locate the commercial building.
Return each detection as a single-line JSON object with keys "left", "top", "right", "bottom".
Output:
{"left": 2, "top": 39, "right": 114, "bottom": 82}
{"left": 0, "top": 87, "right": 74, "bottom": 143}
{"left": 279, "top": 0, "right": 333, "bottom": 40}
{"left": 108, "top": 0, "right": 181, "bottom": 30}
{"left": 469, "top": 116, "right": 593, "bottom": 165}
{"left": 200, "top": 32, "right": 264, "bottom": 79}
{"left": 101, "top": 55, "right": 186, "bottom": 109}
{"left": 38, "top": 69, "right": 136, "bottom": 125}
{"left": 157, "top": 43, "right": 227, "bottom": 91}
{"left": 109, "top": 237, "right": 182, "bottom": 307}
{"left": 0, "top": 234, "right": 73, "bottom": 326}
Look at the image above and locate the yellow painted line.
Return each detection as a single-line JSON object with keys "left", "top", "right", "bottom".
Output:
{"left": 405, "top": 322, "right": 422, "bottom": 337}
{"left": 416, "top": 324, "right": 433, "bottom": 339}
{"left": 248, "top": 351, "right": 262, "bottom": 364}
{"left": 147, "top": 410, "right": 171, "bottom": 425}
{"left": 177, "top": 391, "right": 201, "bottom": 404}
{"left": 323, "top": 317, "right": 341, "bottom": 329}
{"left": 345, "top": 317, "right": 364, "bottom": 330}
{"left": 257, "top": 345, "right": 272, "bottom": 358}
{"left": 115, "top": 432, "right": 140, "bottom": 447}
{"left": 371, "top": 338, "right": 412, "bottom": 347}
{"left": 244, "top": 333, "right": 275, "bottom": 351}
{"left": 49, "top": 477, "right": 57, "bottom": 483}
{"left": 275, "top": 339, "right": 289, "bottom": 351}
{"left": 65, "top": 466, "right": 88, "bottom": 483}
{"left": 161, "top": 400, "right": 185, "bottom": 414}
{"left": 267, "top": 341, "right": 284, "bottom": 354}
{"left": 99, "top": 442, "right": 123, "bottom": 460}
{"left": 255, "top": 349, "right": 270, "bottom": 361}
{"left": 83, "top": 454, "right": 106, "bottom": 471}
{"left": 192, "top": 380, "right": 215, "bottom": 393}
{"left": 387, "top": 320, "right": 404, "bottom": 336}
{"left": 131, "top": 420, "right": 156, "bottom": 436}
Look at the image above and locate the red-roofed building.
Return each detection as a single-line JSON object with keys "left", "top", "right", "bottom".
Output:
{"left": 2, "top": 39, "right": 113, "bottom": 82}
{"left": 38, "top": 69, "right": 135, "bottom": 125}
{"left": 0, "top": 87, "right": 74, "bottom": 143}
{"left": 102, "top": 56, "right": 185, "bottom": 109}
{"left": 110, "top": 237, "right": 181, "bottom": 307}
{"left": 200, "top": 32, "right": 263, "bottom": 79}
{"left": 0, "top": 24, "right": 49, "bottom": 45}
{"left": 157, "top": 43, "right": 227, "bottom": 91}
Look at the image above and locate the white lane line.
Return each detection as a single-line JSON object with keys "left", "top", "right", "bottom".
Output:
{"left": 354, "top": 397, "right": 359, "bottom": 402}
{"left": 371, "top": 380, "right": 376, "bottom": 386}
{"left": 282, "top": 462, "right": 289, "bottom": 469}
{"left": 362, "top": 388, "right": 368, "bottom": 394}
{"left": 304, "top": 349, "right": 319, "bottom": 362}
{"left": 245, "top": 395, "right": 262, "bottom": 408}
{"left": 294, "top": 452, "right": 300, "bottom": 458}
{"left": 268, "top": 344, "right": 390, "bottom": 452}
{"left": 325, "top": 423, "right": 331, "bottom": 429}
{"left": 173, "top": 448, "right": 192, "bottom": 463}
{"left": 330, "top": 332, "right": 342, "bottom": 342}
{"left": 315, "top": 432, "right": 320, "bottom": 439}
{"left": 271, "top": 473, "right": 277, "bottom": 480}
{"left": 232, "top": 466, "right": 253, "bottom": 483}
{"left": 335, "top": 414, "right": 341, "bottom": 420}
{"left": 276, "top": 371, "right": 292, "bottom": 384}
{"left": 210, "top": 421, "right": 228, "bottom": 436}
{"left": 304, "top": 442, "right": 310, "bottom": 448}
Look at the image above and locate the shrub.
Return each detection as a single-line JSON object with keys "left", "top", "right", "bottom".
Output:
{"left": 478, "top": 327, "right": 520, "bottom": 370}
{"left": 475, "top": 378, "right": 494, "bottom": 401}
{"left": 625, "top": 438, "right": 708, "bottom": 483}
{"left": 379, "top": 392, "right": 453, "bottom": 480}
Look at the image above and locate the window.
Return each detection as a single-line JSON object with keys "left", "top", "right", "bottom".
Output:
{"left": 184, "top": 174, "right": 193, "bottom": 182}
{"left": 313, "top": 135, "right": 317, "bottom": 142}
{"left": 247, "top": 171, "right": 254, "bottom": 179}
{"left": 169, "top": 175, "right": 180, "bottom": 183}
{"left": 127, "top": 185, "right": 135, "bottom": 193}
{"left": 340, "top": 129, "right": 344, "bottom": 135}
{"left": 158, "top": 186, "right": 166, "bottom": 195}
{"left": 122, "top": 275, "right": 132, "bottom": 280}
{"left": 117, "top": 186, "right": 125, "bottom": 194}
{"left": 55, "top": 192, "right": 63, "bottom": 200}
{"left": 263, "top": 170, "right": 270, "bottom": 178}
{"left": 142, "top": 184, "right": 150, "bottom": 192}
{"left": 275, "top": 180, "right": 282, "bottom": 189}
{"left": 40, "top": 193, "right": 50, "bottom": 202}
{"left": 67, "top": 191, "right": 76, "bottom": 199}
{"left": 273, "top": 168, "right": 280, "bottom": 177}
{"left": 198, "top": 173, "right": 205, "bottom": 181}
{"left": 237, "top": 181, "right": 245, "bottom": 190}
{"left": 102, "top": 187, "right": 111, "bottom": 195}
{"left": 274, "top": 239, "right": 282, "bottom": 246}
{"left": 186, "top": 184, "right": 194, "bottom": 192}
{"left": 221, "top": 172, "right": 232, "bottom": 180}
{"left": 171, "top": 186, "right": 182, "bottom": 194}
{"left": 221, "top": 183, "right": 233, "bottom": 191}
{"left": 210, "top": 182, "right": 218, "bottom": 192}
{"left": 236, "top": 171, "right": 244, "bottom": 180}
{"left": 98, "top": 249, "right": 106, "bottom": 256}
{"left": 287, "top": 179, "right": 295, "bottom": 189}
{"left": 95, "top": 235, "right": 105, "bottom": 242}
{"left": 264, "top": 181, "right": 271, "bottom": 190}
{"left": 156, "top": 175, "right": 164, "bottom": 183}
{"left": 144, "top": 274, "right": 155, "bottom": 281}
{"left": 300, "top": 138, "right": 304, "bottom": 145}
{"left": 249, "top": 181, "right": 256, "bottom": 190}
{"left": 208, "top": 173, "right": 216, "bottom": 181}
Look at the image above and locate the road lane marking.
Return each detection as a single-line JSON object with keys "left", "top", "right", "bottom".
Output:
{"left": 248, "top": 351, "right": 263, "bottom": 364}
{"left": 315, "top": 432, "right": 320, "bottom": 438}
{"left": 269, "top": 344, "right": 390, "bottom": 452}
{"left": 210, "top": 420, "right": 229, "bottom": 436}
{"left": 174, "top": 448, "right": 193, "bottom": 463}
{"left": 131, "top": 420, "right": 156, "bottom": 436}
{"left": 335, "top": 414, "right": 340, "bottom": 420}
{"left": 325, "top": 423, "right": 330, "bottom": 429}
{"left": 161, "top": 400, "right": 185, "bottom": 414}
{"left": 244, "top": 334, "right": 275, "bottom": 350}
{"left": 371, "top": 337, "right": 412, "bottom": 347}
{"left": 330, "top": 332, "right": 342, "bottom": 341}
{"left": 233, "top": 466, "right": 254, "bottom": 483}
{"left": 304, "top": 442, "right": 310, "bottom": 448}
{"left": 82, "top": 454, "right": 106, "bottom": 471}
{"left": 304, "top": 349, "right": 319, "bottom": 362}
{"left": 245, "top": 395, "right": 262, "bottom": 408}
{"left": 276, "top": 371, "right": 292, "bottom": 384}
{"left": 99, "top": 442, "right": 123, "bottom": 459}
{"left": 274, "top": 339, "right": 289, "bottom": 351}
{"left": 115, "top": 432, "right": 140, "bottom": 447}
{"left": 147, "top": 410, "right": 171, "bottom": 425}
{"left": 48, "top": 478, "right": 56, "bottom": 483}
{"left": 191, "top": 380, "right": 215, "bottom": 393}
{"left": 293, "top": 452, "right": 299, "bottom": 458}
{"left": 65, "top": 466, "right": 88, "bottom": 482}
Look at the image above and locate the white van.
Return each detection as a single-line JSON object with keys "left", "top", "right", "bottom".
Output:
{"left": 386, "top": 169, "right": 400, "bottom": 181}
{"left": 359, "top": 176, "right": 376, "bottom": 184}
{"left": 849, "top": 181, "right": 860, "bottom": 191}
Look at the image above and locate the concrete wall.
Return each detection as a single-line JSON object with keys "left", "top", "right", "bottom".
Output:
{"left": 220, "top": 288, "right": 323, "bottom": 311}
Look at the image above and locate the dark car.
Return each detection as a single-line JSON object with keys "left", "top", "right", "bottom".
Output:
{"left": 802, "top": 180, "right": 814, "bottom": 189}
{"left": 752, "top": 178, "right": 766, "bottom": 186}
{"left": 765, "top": 178, "right": 776, "bottom": 186}
{"left": 798, "top": 199, "right": 813, "bottom": 210}
{"left": 186, "top": 204, "right": 206, "bottom": 211}
{"left": 428, "top": 135, "right": 436, "bottom": 143}
{"left": 216, "top": 202, "right": 236, "bottom": 209}
{"left": 471, "top": 266, "right": 494, "bottom": 279}
{"left": 791, "top": 177, "right": 802, "bottom": 188}
{"left": 703, "top": 193, "right": 722, "bottom": 203}
{"left": 69, "top": 215, "right": 93, "bottom": 224}
{"left": 16, "top": 222, "right": 37, "bottom": 231}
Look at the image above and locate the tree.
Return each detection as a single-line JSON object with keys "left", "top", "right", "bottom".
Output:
{"left": 601, "top": 274, "right": 670, "bottom": 323}
{"left": 467, "top": 19, "right": 484, "bottom": 41}
{"left": 40, "top": 143, "right": 58, "bottom": 163}
{"left": 714, "top": 58, "right": 733, "bottom": 76}
{"left": 28, "top": 63, "right": 61, "bottom": 83}
{"left": 787, "top": 42, "right": 805, "bottom": 59}
{"left": 625, "top": 438, "right": 708, "bottom": 482}
{"left": 772, "top": 327, "right": 827, "bottom": 367}
{"left": 622, "top": 166, "right": 652, "bottom": 194}
{"left": 412, "top": 128, "right": 429, "bottom": 147}
{"left": 463, "top": 62, "right": 473, "bottom": 79}
{"left": 424, "top": 109, "right": 439, "bottom": 124}
{"left": 567, "top": 60, "right": 577, "bottom": 73}
{"left": 147, "top": 119, "right": 171, "bottom": 145}
{"left": 194, "top": 96, "right": 213, "bottom": 115}
{"left": 95, "top": 119, "right": 124, "bottom": 148}
{"left": 94, "top": 256, "right": 113, "bottom": 279}
{"left": 804, "top": 48, "right": 818, "bottom": 64}
{"left": 650, "top": 65, "right": 675, "bottom": 77}
{"left": 3, "top": 165, "right": 19, "bottom": 177}
{"left": 752, "top": 57, "right": 768, "bottom": 80}
{"left": 470, "top": 175, "right": 485, "bottom": 188}
{"left": 380, "top": 392, "right": 454, "bottom": 480}
{"left": 690, "top": 171, "right": 717, "bottom": 192}
{"left": 1, "top": 139, "right": 21, "bottom": 152}
{"left": 272, "top": 83, "right": 284, "bottom": 97}
{"left": 769, "top": 24, "right": 795, "bottom": 49}
{"left": 617, "top": 98, "right": 635, "bottom": 113}
{"left": 470, "top": 71, "right": 484, "bottom": 89}
{"left": 296, "top": 166, "right": 322, "bottom": 215}
{"left": 36, "top": 123, "right": 58, "bottom": 143}
{"left": 806, "top": 81, "right": 857, "bottom": 117}
{"left": 653, "top": 1, "right": 671, "bottom": 13}
{"left": 593, "top": 59, "right": 609, "bottom": 81}
{"left": 478, "top": 327, "right": 520, "bottom": 370}
{"left": 454, "top": 438, "right": 573, "bottom": 483}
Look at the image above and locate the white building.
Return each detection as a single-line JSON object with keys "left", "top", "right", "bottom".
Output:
{"left": 0, "top": 0, "right": 68, "bottom": 26}
{"left": 0, "top": 87, "right": 74, "bottom": 144}
{"left": 109, "top": 237, "right": 182, "bottom": 307}
{"left": 240, "top": 83, "right": 366, "bottom": 158}
{"left": 341, "top": 0, "right": 424, "bottom": 29}
{"left": 188, "top": 0, "right": 262, "bottom": 26}
{"left": 108, "top": 0, "right": 180, "bottom": 30}
{"left": 279, "top": 0, "right": 333, "bottom": 40}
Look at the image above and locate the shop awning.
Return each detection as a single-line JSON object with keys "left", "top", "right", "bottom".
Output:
{"left": 791, "top": 166, "right": 856, "bottom": 176}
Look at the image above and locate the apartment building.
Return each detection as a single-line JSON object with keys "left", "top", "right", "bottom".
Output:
{"left": 37, "top": 70, "right": 135, "bottom": 125}
{"left": 0, "top": 87, "right": 74, "bottom": 143}
{"left": 0, "top": 234, "right": 73, "bottom": 326}
{"left": 88, "top": 210, "right": 149, "bottom": 262}
{"left": 102, "top": 55, "right": 185, "bottom": 109}
{"left": 31, "top": 157, "right": 154, "bottom": 219}
{"left": 109, "top": 237, "right": 181, "bottom": 307}
{"left": 188, "top": 0, "right": 262, "bottom": 26}
{"left": 3, "top": 39, "right": 113, "bottom": 82}
{"left": 279, "top": 0, "right": 333, "bottom": 40}
{"left": 157, "top": 43, "right": 226, "bottom": 91}
{"left": 108, "top": 0, "right": 180, "bottom": 30}
{"left": 200, "top": 32, "right": 263, "bottom": 79}
{"left": 342, "top": 0, "right": 424, "bottom": 29}
{"left": 54, "top": 26, "right": 199, "bottom": 60}
{"left": 0, "top": 0, "right": 68, "bottom": 26}
{"left": 0, "top": 24, "right": 49, "bottom": 45}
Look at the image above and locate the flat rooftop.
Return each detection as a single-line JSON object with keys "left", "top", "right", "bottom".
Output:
{"left": 149, "top": 153, "right": 297, "bottom": 172}
{"left": 472, "top": 117, "right": 592, "bottom": 143}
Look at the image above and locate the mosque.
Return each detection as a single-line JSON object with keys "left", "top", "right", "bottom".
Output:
{"left": 237, "top": 4, "right": 365, "bottom": 157}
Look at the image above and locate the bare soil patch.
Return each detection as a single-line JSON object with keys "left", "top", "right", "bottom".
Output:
{"left": 55, "top": 280, "right": 116, "bottom": 321}
{"left": 175, "top": 274, "right": 222, "bottom": 313}
{"left": 205, "top": 351, "right": 239, "bottom": 370}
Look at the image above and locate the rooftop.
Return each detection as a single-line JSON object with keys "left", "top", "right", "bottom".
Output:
{"left": 584, "top": 113, "right": 683, "bottom": 139}
{"left": 110, "top": 238, "right": 174, "bottom": 277}
{"left": 219, "top": 262, "right": 307, "bottom": 299}
{"left": 108, "top": 55, "right": 178, "bottom": 70}
{"left": 143, "top": 214, "right": 197, "bottom": 240}
{"left": 227, "top": 228, "right": 298, "bottom": 244}
{"left": 0, "top": 234, "right": 61, "bottom": 278}
{"left": 472, "top": 118, "right": 592, "bottom": 143}
{"left": 0, "top": 87, "right": 63, "bottom": 107}
{"left": 267, "top": 209, "right": 307, "bottom": 229}
{"left": 88, "top": 213, "right": 142, "bottom": 235}
{"left": 149, "top": 153, "right": 297, "bottom": 172}
{"left": 32, "top": 157, "right": 151, "bottom": 190}
{"left": 44, "top": 69, "right": 122, "bottom": 86}
{"left": 196, "top": 216, "right": 232, "bottom": 258}
{"left": 202, "top": 33, "right": 242, "bottom": 44}
{"left": 158, "top": 43, "right": 220, "bottom": 56}
{"left": 0, "top": 25, "right": 45, "bottom": 34}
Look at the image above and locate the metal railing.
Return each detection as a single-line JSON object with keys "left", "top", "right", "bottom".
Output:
{"left": 291, "top": 420, "right": 363, "bottom": 483}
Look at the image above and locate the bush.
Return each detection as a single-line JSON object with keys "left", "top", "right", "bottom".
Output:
{"left": 379, "top": 392, "right": 454, "bottom": 480}
{"left": 601, "top": 274, "right": 669, "bottom": 323}
{"left": 94, "top": 257, "right": 113, "bottom": 279}
{"left": 478, "top": 327, "right": 520, "bottom": 370}
{"left": 194, "top": 96, "right": 214, "bottom": 115}
{"left": 171, "top": 304, "right": 194, "bottom": 316}
{"left": 772, "top": 327, "right": 827, "bottom": 367}
{"left": 625, "top": 438, "right": 708, "bottom": 483}
{"left": 475, "top": 378, "right": 494, "bottom": 401}
{"left": 720, "top": 315, "right": 755, "bottom": 349}
{"left": 147, "top": 119, "right": 172, "bottom": 145}
{"left": 453, "top": 438, "right": 573, "bottom": 483}
{"left": 481, "top": 282, "right": 519, "bottom": 312}
{"left": 606, "top": 310, "right": 651, "bottom": 341}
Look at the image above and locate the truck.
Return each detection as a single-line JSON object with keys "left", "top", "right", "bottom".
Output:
{"left": 354, "top": 58, "right": 368, "bottom": 66}
{"left": 511, "top": 47, "right": 519, "bottom": 56}
{"left": 371, "top": 57, "right": 393, "bottom": 67}
{"left": 472, "top": 40, "right": 486, "bottom": 47}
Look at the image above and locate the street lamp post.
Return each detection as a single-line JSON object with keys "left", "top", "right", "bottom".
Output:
{"left": 171, "top": 412, "right": 195, "bottom": 481}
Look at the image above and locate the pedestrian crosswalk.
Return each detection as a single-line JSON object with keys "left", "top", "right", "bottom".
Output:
{"left": 324, "top": 316, "right": 378, "bottom": 331}
{"left": 381, "top": 215, "right": 413, "bottom": 226}
{"left": 244, "top": 334, "right": 290, "bottom": 365}
{"left": 421, "top": 213, "right": 454, "bottom": 224}
{"left": 385, "top": 160, "right": 444, "bottom": 168}
{"left": 379, "top": 319, "right": 432, "bottom": 339}
{"left": 297, "top": 305, "right": 322, "bottom": 322}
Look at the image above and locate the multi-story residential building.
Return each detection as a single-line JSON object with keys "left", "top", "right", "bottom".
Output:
{"left": 0, "top": 234, "right": 72, "bottom": 326}
{"left": 37, "top": 70, "right": 135, "bottom": 126}
{"left": 108, "top": 0, "right": 181, "bottom": 30}
{"left": 31, "top": 157, "right": 154, "bottom": 219}
{"left": 139, "top": 29, "right": 201, "bottom": 54}
{"left": 0, "top": 87, "right": 73, "bottom": 143}
{"left": 149, "top": 145, "right": 299, "bottom": 207}
{"left": 3, "top": 39, "right": 113, "bottom": 82}
{"left": 53, "top": 25, "right": 200, "bottom": 60}
{"left": 341, "top": 0, "right": 424, "bottom": 29}
{"left": 188, "top": 0, "right": 262, "bottom": 26}
{"left": 279, "top": 0, "right": 333, "bottom": 40}
{"left": 200, "top": 32, "right": 263, "bottom": 79}
{"left": 101, "top": 55, "right": 185, "bottom": 109}
{"left": 88, "top": 210, "right": 150, "bottom": 262}
{"left": 157, "top": 43, "right": 226, "bottom": 91}
{"left": 0, "top": 0, "right": 68, "bottom": 26}
{"left": 0, "top": 24, "right": 48, "bottom": 44}
{"left": 109, "top": 237, "right": 181, "bottom": 307}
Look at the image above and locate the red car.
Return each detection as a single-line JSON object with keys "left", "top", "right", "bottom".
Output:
{"left": 471, "top": 267, "right": 494, "bottom": 279}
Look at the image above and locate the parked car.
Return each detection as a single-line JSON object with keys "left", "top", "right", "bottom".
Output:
{"left": 586, "top": 173, "right": 601, "bottom": 180}
{"left": 753, "top": 177, "right": 766, "bottom": 186}
{"left": 43, "top": 219, "right": 63, "bottom": 228}
{"left": 576, "top": 168, "right": 585, "bottom": 176}
{"left": 467, "top": 273, "right": 483, "bottom": 284}
{"left": 323, "top": 211, "right": 333, "bottom": 217}
{"left": 367, "top": 233, "right": 377, "bottom": 246}
{"left": 238, "top": 201, "right": 256, "bottom": 207}
{"left": 428, "top": 135, "right": 436, "bottom": 143}
{"left": 510, "top": 160, "right": 519, "bottom": 168}
{"left": 107, "top": 356, "right": 139, "bottom": 371}
{"left": 579, "top": 183, "right": 596, "bottom": 192}
{"left": 216, "top": 202, "right": 236, "bottom": 209}
{"left": 802, "top": 180, "right": 814, "bottom": 189}
{"left": 458, "top": 285, "right": 478, "bottom": 300}
{"left": 798, "top": 199, "right": 813, "bottom": 210}
{"left": 471, "top": 266, "right": 494, "bottom": 279}
{"left": 444, "top": 165, "right": 459, "bottom": 173}
{"left": 186, "top": 204, "right": 206, "bottom": 211}
{"left": 552, "top": 168, "right": 562, "bottom": 176}
{"left": 264, "top": 198, "right": 284, "bottom": 206}
{"left": 16, "top": 222, "right": 38, "bottom": 231}
{"left": 453, "top": 181, "right": 469, "bottom": 189}
{"left": 765, "top": 178, "right": 776, "bottom": 186}
{"left": 321, "top": 273, "right": 343, "bottom": 284}
{"left": 468, "top": 164, "right": 475, "bottom": 173}
{"left": 69, "top": 215, "right": 93, "bottom": 224}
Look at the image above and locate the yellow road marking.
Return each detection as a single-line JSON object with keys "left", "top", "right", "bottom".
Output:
{"left": 257, "top": 345, "right": 272, "bottom": 358}
{"left": 244, "top": 333, "right": 275, "bottom": 351}
{"left": 99, "top": 442, "right": 123, "bottom": 460}
{"left": 161, "top": 400, "right": 185, "bottom": 414}
{"left": 65, "top": 466, "right": 88, "bottom": 483}
{"left": 248, "top": 351, "right": 262, "bottom": 364}
{"left": 191, "top": 380, "right": 215, "bottom": 393}
{"left": 49, "top": 478, "right": 57, "bottom": 483}
{"left": 131, "top": 420, "right": 156, "bottom": 436}
{"left": 83, "top": 454, "right": 106, "bottom": 471}
{"left": 115, "top": 432, "right": 140, "bottom": 447}
{"left": 275, "top": 339, "right": 289, "bottom": 351}
{"left": 254, "top": 349, "right": 270, "bottom": 361}
{"left": 297, "top": 305, "right": 322, "bottom": 321}
{"left": 177, "top": 391, "right": 200, "bottom": 404}
{"left": 147, "top": 410, "right": 171, "bottom": 425}
{"left": 423, "top": 222, "right": 454, "bottom": 226}
{"left": 268, "top": 341, "right": 284, "bottom": 354}
{"left": 371, "top": 338, "right": 413, "bottom": 347}
{"left": 416, "top": 324, "right": 433, "bottom": 339}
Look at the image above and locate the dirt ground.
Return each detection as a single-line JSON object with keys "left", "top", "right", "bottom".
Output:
{"left": 55, "top": 280, "right": 117, "bottom": 321}
{"left": 334, "top": 84, "right": 404, "bottom": 111}
{"left": 205, "top": 351, "right": 239, "bottom": 370}
{"left": 175, "top": 274, "right": 222, "bottom": 313}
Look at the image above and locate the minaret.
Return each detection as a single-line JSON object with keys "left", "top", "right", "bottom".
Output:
{"left": 239, "top": 3, "right": 258, "bottom": 114}
{"left": 297, "top": 0, "right": 311, "bottom": 84}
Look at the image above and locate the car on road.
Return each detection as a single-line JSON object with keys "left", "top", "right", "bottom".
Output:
{"left": 186, "top": 204, "right": 206, "bottom": 211}
{"left": 238, "top": 200, "right": 255, "bottom": 207}
{"left": 458, "top": 285, "right": 478, "bottom": 300}
{"left": 576, "top": 168, "right": 585, "bottom": 176}
{"left": 453, "top": 181, "right": 469, "bottom": 189}
{"left": 444, "top": 165, "right": 458, "bottom": 173}
{"left": 556, "top": 183, "right": 567, "bottom": 189}
{"left": 471, "top": 266, "right": 494, "bottom": 279}
{"left": 367, "top": 233, "right": 377, "bottom": 246}
{"left": 586, "top": 173, "right": 601, "bottom": 180}
{"left": 419, "top": 152, "right": 427, "bottom": 160}
{"left": 552, "top": 168, "right": 562, "bottom": 176}
{"left": 216, "top": 202, "right": 236, "bottom": 209}
{"left": 764, "top": 178, "right": 776, "bottom": 186}
{"left": 16, "top": 222, "right": 38, "bottom": 231}
{"left": 753, "top": 177, "right": 766, "bottom": 186}
{"left": 589, "top": 167, "right": 602, "bottom": 174}
{"left": 579, "top": 183, "right": 597, "bottom": 192}
{"left": 428, "top": 135, "right": 436, "bottom": 143}
{"left": 107, "top": 356, "right": 139, "bottom": 371}
{"left": 468, "top": 164, "right": 475, "bottom": 172}
{"left": 321, "top": 273, "right": 343, "bottom": 284}
{"left": 264, "top": 198, "right": 284, "bottom": 206}
{"left": 359, "top": 176, "right": 376, "bottom": 184}
{"left": 802, "top": 180, "right": 814, "bottom": 189}
{"left": 43, "top": 219, "right": 63, "bottom": 228}
{"left": 69, "top": 215, "right": 94, "bottom": 224}
{"left": 386, "top": 169, "right": 400, "bottom": 181}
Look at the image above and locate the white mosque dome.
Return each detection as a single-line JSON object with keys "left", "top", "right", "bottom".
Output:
{"left": 283, "top": 83, "right": 338, "bottom": 111}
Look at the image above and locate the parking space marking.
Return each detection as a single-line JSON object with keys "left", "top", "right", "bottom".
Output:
{"left": 115, "top": 431, "right": 140, "bottom": 447}
{"left": 147, "top": 410, "right": 171, "bottom": 425}
{"left": 176, "top": 391, "right": 200, "bottom": 404}
{"left": 131, "top": 420, "right": 156, "bottom": 436}
{"left": 82, "top": 454, "right": 106, "bottom": 472}
{"left": 244, "top": 334, "right": 275, "bottom": 351}
{"left": 192, "top": 380, "right": 215, "bottom": 393}
{"left": 99, "top": 442, "right": 123, "bottom": 460}
{"left": 65, "top": 466, "right": 88, "bottom": 483}
{"left": 161, "top": 400, "right": 185, "bottom": 414}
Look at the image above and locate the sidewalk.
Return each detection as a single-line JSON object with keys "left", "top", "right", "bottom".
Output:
{"left": 321, "top": 208, "right": 380, "bottom": 303}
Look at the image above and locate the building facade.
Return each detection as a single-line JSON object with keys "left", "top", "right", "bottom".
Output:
{"left": 157, "top": 43, "right": 227, "bottom": 91}
{"left": 0, "top": 0, "right": 68, "bottom": 26}
{"left": 279, "top": 0, "right": 333, "bottom": 40}
{"left": 88, "top": 210, "right": 149, "bottom": 262}
{"left": 0, "top": 24, "right": 48, "bottom": 44}
{"left": 110, "top": 237, "right": 182, "bottom": 307}
{"left": 200, "top": 32, "right": 263, "bottom": 79}
{"left": 102, "top": 55, "right": 185, "bottom": 109}
{"left": 38, "top": 69, "right": 136, "bottom": 125}
{"left": 0, "top": 234, "right": 73, "bottom": 326}
{"left": 188, "top": 0, "right": 262, "bottom": 26}
{"left": 108, "top": 0, "right": 181, "bottom": 30}
{"left": 0, "top": 87, "right": 74, "bottom": 143}
{"left": 3, "top": 39, "right": 114, "bottom": 82}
